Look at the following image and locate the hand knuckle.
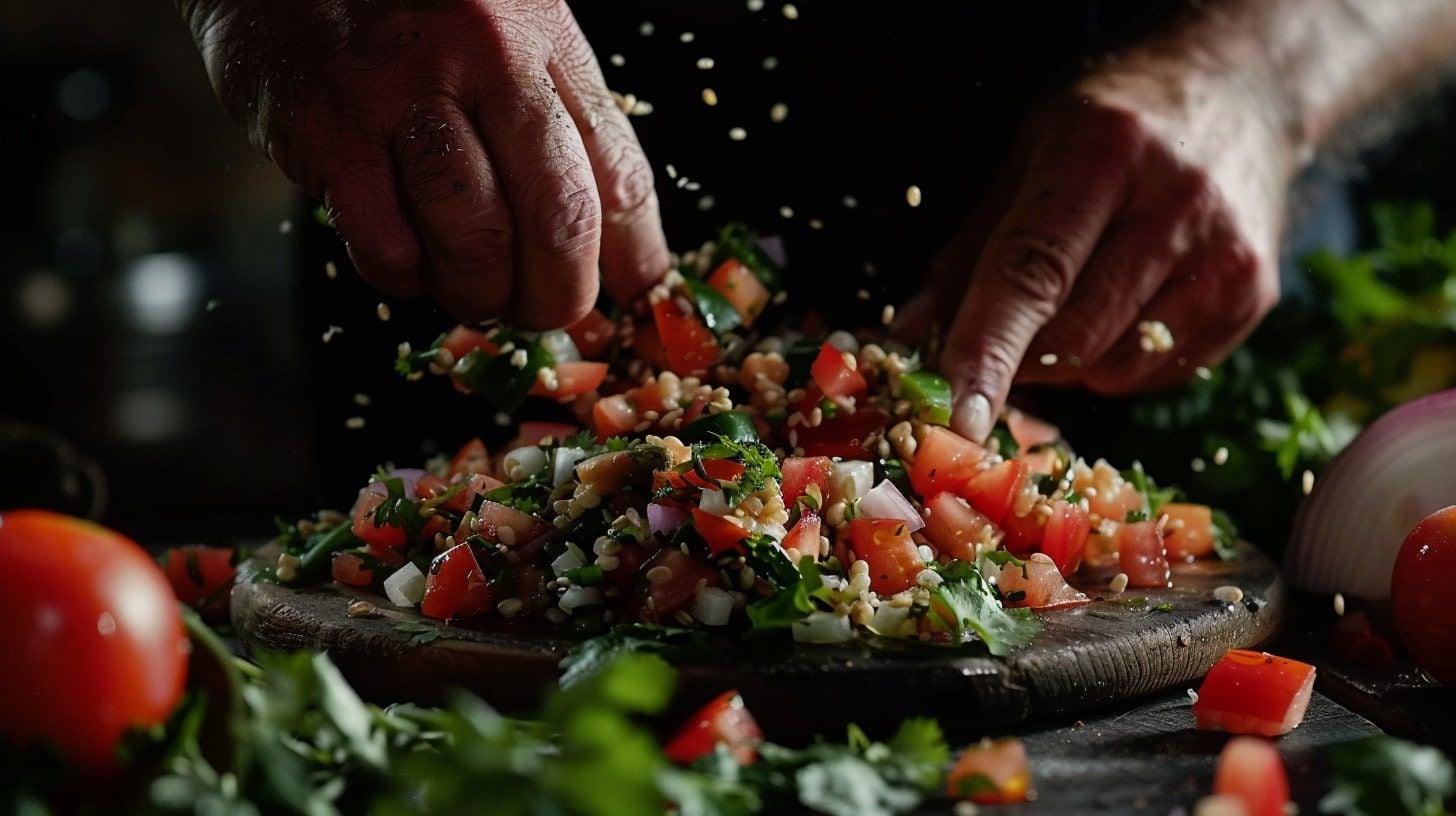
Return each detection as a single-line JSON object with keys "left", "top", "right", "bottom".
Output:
{"left": 538, "top": 185, "right": 602, "bottom": 257}
{"left": 439, "top": 215, "right": 514, "bottom": 275}
{"left": 599, "top": 146, "right": 657, "bottom": 220}
{"left": 991, "top": 231, "right": 1079, "bottom": 306}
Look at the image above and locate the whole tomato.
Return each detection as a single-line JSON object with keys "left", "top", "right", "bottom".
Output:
{"left": 1392, "top": 505, "right": 1456, "bottom": 684}
{"left": 0, "top": 509, "right": 188, "bottom": 771}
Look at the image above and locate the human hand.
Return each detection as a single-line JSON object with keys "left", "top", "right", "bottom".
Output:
{"left": 179, "top": 0, "right": 669, "bottom": 328}
{"left": 901, "top": 55, "right": 1291, "bottom": 441}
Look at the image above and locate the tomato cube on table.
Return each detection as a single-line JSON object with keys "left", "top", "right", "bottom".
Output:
{"left": 1192, "top": 650, "right": 1316, "bottom": 737}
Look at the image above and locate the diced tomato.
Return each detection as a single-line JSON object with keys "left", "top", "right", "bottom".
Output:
{"left": 1018, "top": 447, "right": 1062, "bottom": 476}
{"left": 448, "top": 438, "right": 492, "bottom": 478}
{"left": 994, "top": 555, "right": 1088, "bottom": 609}
{"left": 330, "top": 551, "right": 374, "bottom": 587}
{"left": 922, "top": 493, "right": 997, "bottom": 563}
{"left": 783, "top": 511, "right": 823, "bottom": 558}
{"left": 909, "top": 427, "right": 986, "bottom": 499}
{"left": 1392, "top": 506, "right": 1456, "bottom": 684}
{"left": 684, "top": 459, "right": 747, "bottom": 491}
{"left": 1040, "top": 500, "right": 1091, "bottom": 576}
{"left": 632, "top": 319, "right": 672, "bottom": 370}
{"left": 963, "top": 459, "right": 1029, "bottom": 525}
{"left": 1004, "top": 407, "right": 1060, "bottom": 451}
{"left": 476, "top": 500, "right": 551, "bottom": 547}
{"left": 414, "top": 474, "right": 451, "bottom": 501}
{"left": 999, "top": 510, "right": 1045, "bottom": 558}
{"left": 652, "top": 295, "right": 720, "bottom": 376}
{"left": 606, "top": 542, "right": 653, "bottom": 595}
{"left": 810, "top": 342, "right": 867, "bottom": 398}
{"left": 781, "top": 456, "right": 833, "bottom": 507}
{"left": 1083, "top": 472, "right": 1147, "bottom": 523}
{"left": 1193, "top": 650, "right": 1317, "bottom": 737}
{"left": 162, "top": 545, "right": 236, "bottom": 611}
{"left": 946, "top": 738, "right": 1034, "bottom": 804}
{"left": 565, "top": 308, "right": 617, "bottom": 359}
{"left": 681, "top": 393, "right": 710, "bottom": 426}
{"left": 707, "top": 259, "right": 772, "bottom": 328}
{"left": 529, "top": 361, "right": 609, "bottom": 398}
{"left": 1083, "top": 528, "right": 1121, "bottom": 568}
{"left": 1213, "top": 737, "right": 1290, "bottom": 816}
{"left": 791, "top": 383, "right": 826, "bottom": 419}
{"left": 593, "top": 394, "right": 641, "bottom": 439}
{"left": 795, "top": 409, "right": 889, "bottom": 460}
{"left": 421, "top": 543, "right": 493, "bottom": 621}
{"left": 1164, "top": 503, "right": 1215, "bottom": 561}
{"left": 364, "top": 540, "right": 407, "bottom": 567}
{"left": 1333, "top": 611, "right": 1394, "bottom": 667}
{"left": 627, "top": 376, "right": 680, "bottom": 414}
{"left": 663, "top": 690, "right": 764, "bottom": 766}
{"left": 440, "top": 324, "right": 498, "bottom": 362}
{"left": 518, "top": 421, "right": 581, "bottom": 447}
{"left": 848, "top": 517, "right": 923, "bottom": 595}
{"left": 576, "top": 450, "right": 647, "bottom": 495}
{"left": 692, "top": 507, "right": 749, "bottom": 555}
{"left": 1118, "top": 520, "right": 1170, "bottom": 588}
{"left": 351, "top": 491, "right": 407, "bottom": 549}
{"left": 442, "top": 472, "right": 505, "bottom": 514}
{"left": 642, "top": 547, "right": 722, "bottom": 618}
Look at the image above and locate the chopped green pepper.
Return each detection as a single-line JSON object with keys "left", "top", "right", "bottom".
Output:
{"left": 898, "top": 370, "right": 953, "bottom": 425}
{"left": 453, "top": 332, "right": 554, "bottom": 412}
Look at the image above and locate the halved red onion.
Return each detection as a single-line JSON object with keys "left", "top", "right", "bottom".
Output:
{"left": 648, "top": 502, "right": 687, "bottom": 536}
{"left": 857, "top": 479, "right": 925, "bottom": 532}
{"left": 1286, "top": 388, "right": 1456, "bottom": 599}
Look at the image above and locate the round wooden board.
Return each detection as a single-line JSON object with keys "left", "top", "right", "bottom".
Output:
{"left": 232, "top": 542, "right": 1283, "bottom": 740}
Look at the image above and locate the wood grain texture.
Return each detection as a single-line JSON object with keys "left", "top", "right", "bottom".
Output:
{"left": 232, "top": 541, "right": 1284, "bottom": 739}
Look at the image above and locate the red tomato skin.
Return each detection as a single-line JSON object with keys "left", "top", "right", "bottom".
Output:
{"left": 448, "top": 438, "right": 492, "bottom": 478}
{"left": 1118, "top": 520, "right": 1171, "bottom": 588}
{"left": 795, "top": 409, "right": 890, "bottom": 460}
{"left": 1163, "top": 503, "right": 1215, "bottom": 561}
{"left": 781, "top": 456, "right": 834, "bottom": 508}
{"left": 1000, "top": 511, "right": 1045, "bottom": 558}
{"left": 922, "top": 493, "right": 997, "bottom": 563}
{"left": 783, "top": 512, "right": 823, "bottom": 558}
{"left": 848, "top": 517, "right": 923, "bottom": 595}
{"left": 0, "top": 510, "right": 189, "bottom": 772}
{"left": 1040, "top": 501, "right": 1091, "bottom": 576}
{"left": 331, "top": 552, "right": 375, "bottom": 587}
{"left": 810, "top": 342, "right": 868, "bottom": 398}
{"left": 565, "top": 308, "right": 618, "bottom": 359}
{"left": 632, "top": 319, "right": 673, "bottom": 371}
{"left": 641, "top": 547, "right": 721, "bottom": 618}
{"left": 476, "top": 500, "right": 550, "bottom": 547}
{"left": 1392, "top": 505, "right": 1456, "bottom": 684}
{"left": 440, "top": 325, "right": 498, "bottom": 362}
{"left": 162, "top": 545, "right": 237, "bottom": 609}
{"left": 517, "top": 421, "right": 581, "bottom": 447}
{"left": 421, "top": 544, "right": 492, "bottom": 621}
{"left": 443, "top": 472, "right": 506, "bottom": 515}
{"left": 663, "top": 690, "right": 764, "bottom": 765}
{"left": 1213, "top": 737, "right": 1291, "bottom": 816}
{"left": 946, "top": 738, "right": 1034, "bottom": 803}
{"left": 652, "top": 296, "right": 720, "bottom": 376}
{"left": 594, "top": 394, "right": 641, "bottom": 439}
{"left": 351, "top": 490, "right": 407, "bottom": 549}
{"left": 707, "top": 259, "right": 771, "bottom": 327}
{"left": 692, "top": 507, "right": 749, "bottom": 555}
{"left": 529, "top": 361, "right": 609, "bottom": 398}
{"left": 909, "top": 427, "right": 985, "bottom": 499}
{"left": 962, "top": 459, "right": 1029, "bottom": 524}
{"left": 1193, "top": 650, "right": 1317, "bottom": 737}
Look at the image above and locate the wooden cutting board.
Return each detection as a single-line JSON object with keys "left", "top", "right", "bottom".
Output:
{"left": 232, "top": 542, "right": 1283, "bottom": 740}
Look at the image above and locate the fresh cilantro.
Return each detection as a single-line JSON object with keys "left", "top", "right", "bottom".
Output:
{"left": 709, "top": 222, "right": 782, "bottom": 290}
{"left": 684, "top": 276, "right": 743, "bottom": 334}
{"left": 482, "top": 471, "right": 551, "bottom": 517}
{"left": 557, "top": 625, "right": 714, "bottom": 690}
{"left": 746, "top": 559, "right": 830, "bottom": 630}
{"left": 392, "top": 620, "right": 444, "bottom": 646}
{"left": 395, "top": 332, "right": 447, "bottom": 377}
{"left": 878, "top": 457, "right": 912, "bottom": 497}
{"left": 988, "top": 421, "right": 1019, "bottom": 458}
{"left": 926, "top": 562, "right": 1040, "bottom": 656}
{"left": 1320, "top": 736, "right": 1454, "bottom": 816}
{"left": 695, "top": 434, "right": 782, "bottom": 506}
{"left": 741, "top": 533, "right": 801, "bottom": 590}
{"left": 371, "top": 476, "right": 424, "bottom": 538}
{"left": 452, "top": 332, "right": 555, "bottom": 412}
{"left": 1121, "top": 461, "right": 1180, "bottom": 517}
{"left": 1211, "top": 508, "right": 1239, "bottom": 561}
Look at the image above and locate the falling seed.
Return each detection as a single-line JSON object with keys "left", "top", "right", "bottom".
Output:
{"left": 702, "top": 88, "right": 718, "bottom": 106}
{"left": 1109, "top": 572, "right": 1129, "bottom": 594}
{"left": 697, "top": 195, "right": 716, "bottom": 211}
{"left": 842, "top": 195, "right": 858, "bottom": 209}
{"left": 324, "top": 261, "right": 338, "bottom": 279}
{"left": 1333, "top": 592, "right": 1346, "bottom": 616}
{"left": 1187, "top": 688, "right": 1199, "bottom": 705}
{"left": 376, "top": 302, "right": 392, "bottom": 322}
{"left": 494, "top": 411, "right": 512, "bottom": 427}
{"left": 1212, "top": 585, "right": 1244, "bottom": 604}
{"left": 1213, "top": 446, "right": 1229, "bottom": 466}
{"left": 856, "top": 289, "right": 871, "bottom": 301}
{"left": 345, "top": 416, "right": 366, "bottom": 430}
{"left": 1138, "top": 320, "right": 1175, "bottom": 353}
{"left": 1040, "top": 353, "right": 1058, "bottom": 365}
{"left": 770, "top": 102, "right": 789, "bottom": 122}
{"left": 638, "top": 21, "right": 655, "bottom": 36}
{"left": 278, "top": 219, "right": 293, "bottom": 235}
{"left": 680, "top": 31, "right": 695, "bottom": 42}
{"left": 762, "top": 56, "right": 779, "bottom": 70}
{"left": 322, "top": 325, "right": 343, "bottom": 343}
{"left": 905, "top": 185, "right": 923, "bottom": 207}
{"left": 747, "top": 0, "right": 764, "bottom": 9}
{"left": 665, "top": 163, "right": 678, "bottom": 179}
{"left": 205, "top": 299, "right": 221, "bottom": 312}
{"left": 609, "top": 53, "right": 625, "bottom": 67}
{"left": 353, "top": 393, "right": 372, "bottom": 406}
{"left": 881, "top": 305, "right": 896, "bottom": 326}
{"left": 808, "top": 218, "right": 824, "bottom": 230}
{"left": 779, "top": 205, "right": 794, "bottom": 219}
{"left": 728, "top": 127, "right": 747, "bottom": 141}
{"left": 696, "top": 57, "right": 715, "bottom": 70}
{"left": 781, "top": 3, "right": 799, "bottom": 19}
{"left": 1302, "top": 469, "right": 1315, "bottom": 495}
{"left": 1191, "top": 457, "right": 1206, "bottom": 472}
{"left": 1195, "top": 366, "right": 1213, "bottom": 380}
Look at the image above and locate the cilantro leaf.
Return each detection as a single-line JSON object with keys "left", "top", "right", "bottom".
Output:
{"left": 684, "top": 276, "right": 744, "bottom": 335}
{"left": 741, "top": 533, "right": 801, "bottom": 590}
{"left": 926, "top": 564, "right": 1040, "bottom": 656}
{"left": 1121, "top": 461, "right": 1180, "bottom": 517}
{"left": 452, "top": 332, "right": 554, "bottom": 412}
{"left": 395, "top": 333, "right": 447, "bottom": 377}
{"left": 558, "top": 625, "right": 714, "bottom": 690}
{"left": 709, "top": 222, "right": 782, "bottom": 290}
{"left": 746, "top": 559, "right": 829, "bottom": 630}
{"left": 1320, "top": 736, "right": 1454, "bottom": 816}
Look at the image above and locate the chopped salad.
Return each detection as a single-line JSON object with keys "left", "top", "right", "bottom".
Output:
{"left": 274, "top": 226, "right": 1234, "bottom": 651}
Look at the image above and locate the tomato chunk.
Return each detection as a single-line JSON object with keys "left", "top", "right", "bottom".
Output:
{"left": 993, "top": 555, "right": 1088, "bottom": 610}
{"left": 783, "top": 511, "right": 823, "bottom": 558}
{"left": 1040, "top": 500, "right": 1091, "bottom": 576}
{"left": 1118, "top": 520, "right": 1170, "bottom": 588}
{"left": 476, "top": 499, "right": 551, "bottom": 547}
{"left": 642, "top": 546, "right": 722, "bottom": 618}
{"left": 909, "top": 427, "right": 985, "bottom": 499}
{"left": 1164, "top": 503, "right": 1215, "bottom": 561}
{"left": 330, "top": 551, "right": 374, "bottom": 587}
{"left": 421, "top": 543, "right": 492, "bottom": 621}
{"left": 848, "top": 517, "right": 923, "bottom": 595}
{"left": 947, "top": 738, "right": 1034, "bottom": 804}
{"left": 795, "top": 409, "right": 889, "bottom": 460}
{"left": 963, "top": 459, "right": 1029, "bottom": 524}
{"left": 565, "top": 308, "right": 617, "bottom": 359}
{"left": 663, "top": 690, "right": 764, "bottom": 766}
{"left": 707, "top": 259, "right": 771, "bottom": 328}
{"left": 1392, "top": 505, "right": 1456, "bottom": 684}
{"left": 653, "top": 295, "right": 720, "bottom": 376}
{"left": 921, "top": 493, "right": 998, "bottom": 563}
{"left": 351, "top": 491, "right": 407, "bottom": 550}
{"left": 440, "top": 324, "right": 498, "bottom": 362}
{"left": 1193, "top": 650, "right": 1317, "bottom": 737}
{"left": 810, "top": 341, "right": 867, "bottom": 398}
{"left": 1213, "top": 736, "right": 1290, "bottom": 816}
{"left": 692, "top": 507, "right": 749, "bottom": 555}
{"left": 162, "top": 545, "right": 237, "bottom": 610}
{"left": 594, "top": 394, "right": 641, "bottom": 439}
{"left": 529, "top": 361, "right": 609, "bottom": 398}
{"left": 781, "top": 456, "right": 833, "bottom": 508}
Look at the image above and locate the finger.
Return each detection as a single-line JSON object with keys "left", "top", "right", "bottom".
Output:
{"left": 941, "top": 111, "right": 1139, "bottom": 441}
{"left": 471, "top": 55, "right": 601, "bottom": 330}
{"left": 393, "top": 103, "right": 514, "bottom": 320}
{"left": 549, "top": 15, "right": 670, "bottom": 304}
{"left": 322, "top": 150, "right": 428, "bottom": 298}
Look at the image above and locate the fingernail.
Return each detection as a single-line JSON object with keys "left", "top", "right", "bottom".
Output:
{"left": 954, "top": 393, "right": 993, "bottom": 443}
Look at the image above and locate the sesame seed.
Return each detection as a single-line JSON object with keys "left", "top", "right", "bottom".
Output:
{"left": 1191, "top": 457, "right": 1206, "bottom": 472}
{"left": 856, "top": 289, "right": 871, "bottom": 301}
{"left": 322, "top": 325, "right": 343, "bottom": 343}
{"left": 278, "top": 219, "right": 293, "bottom": 234}
{"left": 808, "top": 218, "right": 824, "bottom": 230}
{"left": 509, "top": 348, "right": 529, "bottom": 368}
{"left": 702, "top": 88, "right": 718, "bottom": 106}
{"left": 344, "top": 416, "right": 366, "bottom": 430}
{"left": 680, "top": 31, "right": 695, "bottom": 42}
{"left": 638, "top": 21, "right": 655, "bottom": 36}
{"left": 1213, "top": 446, "right": 1229, "bottom": 465}
{"left": 1213, "top": 585, "right": 1244, "bottom": 604}
{"left": 728, "top": 127, "right": 747, "bottom": 141}
{"left": 205, "top": 298, "right": 221, "bottom": 312}
{"left": 1195, "top": 366, "right": 1213, "bottom": 380}
{"left": 770, "top": 102, "right": 789, "bottom": 122}
{"left": 762, "top": 56, "right": 779, "bottom": 70}
{"left": 779, "top": 205, "right": 794, "bottom": 219}
{"left": 353, "top": 393, "right": 371, "bottom": 406}
{"left": 881, "top": 304, "right": 896, "bottom": 326}
{"left": 771, "top": 290, "right": 788, "bottom": 305}
{"left": 1040, "top": 353, "right": 1058, "bottom": 365}
{"left": 747, "top": 0, "right": 764, "bottom": 9}
{"left": 781, "top": 3, "right": 798, "bottom": 18}
{"left": 1109, "top": 573, "right": 1129, "bottom": 594}
{"left": 376, "top": 302, "right": 391, "bottom": 322}
{"left": 1333, "top": 592, "right": 1346, "bottom": 616}
{"left": 905, "top": 185, "right": 923, "bottom": 207}
{"left": 1186, "top": 688, "right": 1199, "bottom": 705}
{"left": 609, "top": 53, "right": 626, "bottom": 67}
{"left": 842, "top": 195, "right": 858, "bottom": 208}
{"left": 1302, "top": 469, "right": 1315, "bottom": 495}
{"left": 1138, "top": 319, "right": 1175, "bottom": 353}
{"left": 696, "top": 57, "right": 715, "bottom": 70}
{"left": 347, "top": 601, "right": 376, "bottom": 618}
{"left": 324, "top": 261, "right": 338, "bottom": 279}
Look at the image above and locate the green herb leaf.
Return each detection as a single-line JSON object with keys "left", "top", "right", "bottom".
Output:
{"left": 710, "top": 222, "right": 782, "bottom": 290}
{"left": 898, "top": 371, "right": 953, "bottom": 425}
{"left": 684, "top": 277, "right": 743, "bottom": 335}
{"left": 746, "top": 559, "right": 829, "bottom": 630}
{"left": 558, "top": 625, "right": 714, "bottom": 690}
{"left": 927, "top": 563, "right": 1040, "bottom": 656}
{"left": 1320, "top": 736, "right": 1454, "bottom": 816}
{"left": 452, "top": 332, "right": 555, "bottom": 412}
{"left": 741, "top": 533, "right": 801, "bottom": 590}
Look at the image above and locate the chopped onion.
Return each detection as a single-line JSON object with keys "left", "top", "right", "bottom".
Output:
{"left": 648, "top": 502, "right": 686, "bottom": 535}
{"left": 537, "top": 329, "right": 582, "bottom": 363}
{"left": 829, "top": 460, "right": 874, "bottom": 503}
{"left": 857, "top": 479, "right": 925, "bottom": 532}
{"left": 559, "top": 586, "right": 603, "bottom": 612}
{"left": 792, "top": 610, "right": 853, "bottom": 643}
{"left": 868, "top": 603, "right": 911, "bottom": 636}
{"left": 1286, "top": 389, "right": 1456, "bottom": 599}
{"left": 364, "top": 468, "right": 426, "bottom": 499}
{"left": 699, "top": 488, "right": 731, "bottom": 516}
{"left": 692, "top": 585, "right": 735, "bottom": 626}
{"left": 551, "top": 543, "right": 586, "bottom": 576}
{"left": 383, "top": 562, "right": 426, "bottom": 607}
{"left": 552, "top": 447, "right": 587, "bottom": 487}
{"left": 502, "top": 445, "right": 547, "bottom": 482}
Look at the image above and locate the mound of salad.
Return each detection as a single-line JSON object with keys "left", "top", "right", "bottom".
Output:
{"left": 272, "top": 226, "right": 1235, "bottom": 652}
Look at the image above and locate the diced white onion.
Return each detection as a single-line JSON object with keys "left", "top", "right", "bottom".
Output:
{"left": 869, "top": 603, "right": 910, "bottom": 636}
{"left": 503, "top": 445, "right": 547, "bottom": 482}
{"left": 551, "top": 543, "right": 586, "bottom": 576}
{"left": 857, "top": 479, "right": 926, "bottom": 532}
{"left": 792, "top": 610, "right": 853, "bottom": 643}
{"left": 692, "top": 586, "right": 735, "bottom": 626}
{"left": 383, "top": 562, "right": 426, "bottom": 607}
{"left": 559, "top": 586, "right": 603, "bottom": 612}
{"left": 537, "top": 329, "right": 582, "bottom": 363}
{"left": 552, "top": 447, "right": 587, "bottom": 487}
{"left": 699, "top": 487, "right": 731, "bottom": 516}
{"left": 829, "top": 460, "right": 874, "bottom": 503}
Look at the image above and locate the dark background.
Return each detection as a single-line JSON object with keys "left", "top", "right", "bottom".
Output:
{"left": 3, "top": 0, "right": 1452, "bottom": 546}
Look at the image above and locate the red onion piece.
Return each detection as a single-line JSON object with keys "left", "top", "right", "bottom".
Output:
{"left": 1286, "top": 388, "right": 1456, "bottom": 599}
{"left": 648, "top": 502, "right": 687, "bottom": 536}
{"left": 857, "top": 479, "right": 925, "bottom": 532}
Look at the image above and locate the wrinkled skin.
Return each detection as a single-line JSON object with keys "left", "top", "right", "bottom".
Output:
{"left": 179, "top": 0, "right": 669, "bottom": 328}
{"left": 901, "top": 57, "right": 1289, "bottom": 441}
